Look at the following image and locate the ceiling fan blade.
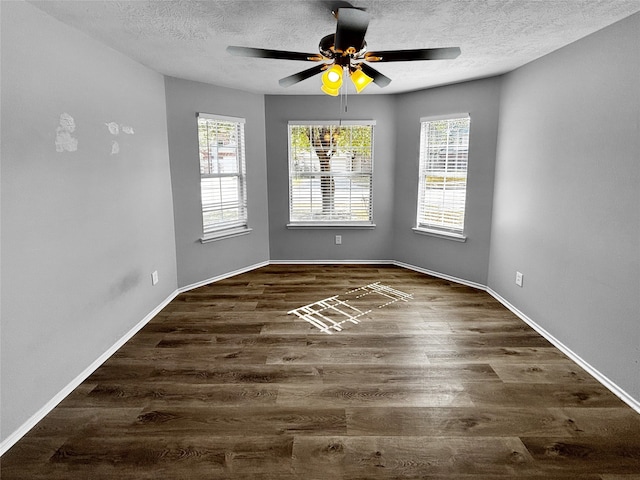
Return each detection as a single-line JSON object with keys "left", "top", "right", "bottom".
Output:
{"left": 365, "top": 47, "right": 461, "bottom": 62}
{"left": 334, "top": 8, "right": 369, "bottom": 53}
{"left": 279, "top": 64, "right": 327, "bottom": 87}
{"left": 227, "top": 46, "right": 323, "bottom": 62}
{"left": 359, "top": 63, "right": 391, "bottom": 88}
{"left": 323, "top": 1, "right": 358, "bottom": 14}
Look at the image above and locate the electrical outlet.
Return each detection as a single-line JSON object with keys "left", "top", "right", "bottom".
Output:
{"left": 335, "top": 235, "right": 342, "bottom": 245}
{"left": 515, "top": 271, "right": 523, "bottom": 287}
{"left": 151, "top": 270, "right": 159, "bottom": 286}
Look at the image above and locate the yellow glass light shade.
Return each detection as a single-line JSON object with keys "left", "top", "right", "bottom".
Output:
{"left": 321, "top": 64, "right": 343, "bottom": 91}
{"left": 321, "top": 84, "right": 340, "bottom": 96}
{"left": 350, "top": 68, "right": 373, "bottom": 93}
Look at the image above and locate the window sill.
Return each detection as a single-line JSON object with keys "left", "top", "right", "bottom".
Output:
{"left": 201, "top": 226, "right": 252, "bottom": 243}
{"left": 287, "top": 223, "right": 376, "bottom": 230}
{"left": 412, "top": 227, "right": 467, "bottom": 242}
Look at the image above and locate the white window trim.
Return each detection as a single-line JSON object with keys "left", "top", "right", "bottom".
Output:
{"left": 412, "top": 227, "right": 467, "bottom": 242}
{"left": 288, "top": 120, "right": 377, "bottom": 126}
{"left": 196, "top": 112, "right": 250, "bottom": 242}
{"left": 420, "top": 113, "right": 469, "bottom": 122}
{"left": 287, "top": 121, "right": 376, "bottom": 228}
{"left": 287, "top": 222, "right": 376, "bottom": 229}
{"left": 201, "top": 226, "right": 252, "bottom": 243}
{"left": 199, "top": 112, "right": 246, "bottom": 124}
{"left": 415, "top": 113, "right": 470, "bottom": 241}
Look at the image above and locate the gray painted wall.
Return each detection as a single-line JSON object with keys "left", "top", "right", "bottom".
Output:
{"left": 393, "top": 79, "right": 501, "bottom": 285}
{"left": 265, "top": 94, "right": 396, "bottom": 261}
{"left": 1, "top": 1, "right": 177, "bottom": 442}
{"left": 164, "top": 77, "right": 270, "bottom": 288}
{"left": 488, "top": 13, "right": 640, "bottom": 400}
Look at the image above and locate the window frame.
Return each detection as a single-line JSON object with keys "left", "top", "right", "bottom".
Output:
{"left": 413, "top": 113, "right": 470, "bottom": 242}
{"left": 196, "top": 112, "right": 251, "bottom": 243}
{"left": 287, "top": 120, "right": 376, "bottom": 229}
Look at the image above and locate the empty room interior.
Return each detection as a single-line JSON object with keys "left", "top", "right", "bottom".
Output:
{"left": 1, "top": 0, "right": 639, "bottom": 478}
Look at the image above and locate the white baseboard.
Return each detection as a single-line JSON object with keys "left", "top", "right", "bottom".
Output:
{"left": 3, "top": 259, "right": 638, "bottom": 456}
{"left": 178, "top": 261, "right": 270, "bottom": 293}
{"left": 487, "top": 287, "right": 640, "bottom": 415}
{"left": 0, "top": 289, "right": 179, "bottom": 457}
{"left": 392, "top": 260, "right": 486, "bottom": 291}
{"left": 270, "top": 259, "right": 395, "bottom": 265}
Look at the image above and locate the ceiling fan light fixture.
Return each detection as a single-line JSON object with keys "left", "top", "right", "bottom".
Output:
{"left": 228, "top": 5, "right": 460, "bottom": 95}
{"left": 322, "top": 64, "right": 343, "bottom": 90}
{"left": 350, "top": 67, "right": 373, "bottom": 93}
{"left": 321, "top": 84, "right": 340, "bottom": 96}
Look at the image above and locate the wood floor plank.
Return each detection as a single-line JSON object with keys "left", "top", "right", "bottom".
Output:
{"left": 319, "top": 363, "right": 501, "bottom": 384}
{"left": 491, "top": 362, "right": 600, "bottom": 384}
{"left": 550, "top": 407, "right": 640, "bottom": 439}
{"left": 78, "top": 383, "right": 279, "bottom": 408}
{"left": 107, "top": 345, "right": 269, "bottom": 365}
{"left": 520, "top": 436, "right": 640, "bottom": 474}
{"left": 445, "top": 320, "right": 534, "bottom": 334}
{"left": 291, "top": 435, "right": 538, "bottom": 477}
{"left": 260, "top": 320, "right": 403, "bottom": 335}
{"left": 426, "top": 346, "right": 570, "bottom": 364}
{"left": 145, "top": 317, "right": 267, "bottom": 334}
{"left": 144, "top": 364, "right": 324, "bottom": 385}
{"left": 0, "top": 437, "right": 68, "bottom": 468}
{"left": 128, "top": 407, "right": 347, "bottom": 436}
{"left": 3, "top": 436, "right": 297, "bottom": 480}
{"left": 467, "top": 382, "right": 627, "bottom": 408}
{"left": 212, "top": 334, "right": 309, "bottom": 347}
{"left": 266, "top": 346, "right": 432, "bottom": 365}
{"left": 276, "top": 384, "right": 475, "bottom": 408}
{"left": 253, "top": 332, "right": 550, "bottom": 348}
{"left": 3, "top": 264, "right": 639, "bottom": 479}
{"left": 153, "top": 333, "right": 216, "bottom": 348}
{"left": 25, "top": 407, "right": 144, "bottom": 438}
{"left": 158, "top": 302, "right": 260, "bottom": 313}
{"left": 346, "top": 406, "right": 585, "bottom": 437}
{"left": 50, "top": 436, "right": 295, "bottom": 474}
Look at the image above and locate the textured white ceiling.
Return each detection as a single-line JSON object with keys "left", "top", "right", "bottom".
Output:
{"left": 28, "top": 0, "right": 640, "bottom": 95}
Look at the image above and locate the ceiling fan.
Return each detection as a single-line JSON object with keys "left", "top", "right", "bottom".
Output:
{"left": 226, "top": 2, "right": 461, "bottom": 95}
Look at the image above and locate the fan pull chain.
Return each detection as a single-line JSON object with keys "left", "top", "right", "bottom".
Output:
{"left": 344, "top": 86, "right": 348, "bottom": 112}
{"left": 341, "top": 68, "right": 348, "bottom": 113}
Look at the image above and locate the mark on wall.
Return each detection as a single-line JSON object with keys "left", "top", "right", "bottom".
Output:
{"left": 55, "top": 113, "right": 78, "bottom": 152}
{"left": 53, "top": 116, "right": 135, "bottom": 155}
{"left": 108, "top": 270, "right": 142, "bottom": 300}
{"left": 105, "top": 122, "right": 119, "bottom": 135}
{"left": 288, "top": 283, "right": 413, "bottom": 334}
{"left": 105, "top": 121, "right": 135, "bottom": 155}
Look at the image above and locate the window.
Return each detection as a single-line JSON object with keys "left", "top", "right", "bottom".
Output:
{"left": 415, "top": 114, "right": 470, "bottom": 240}
{"left": 288, "top": 121, "right": 374, "bottom": 227}
{"left": 197, "top": 113, "right": 249, "bottom": 242}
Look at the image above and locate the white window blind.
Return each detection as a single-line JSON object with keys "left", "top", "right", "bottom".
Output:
{"left": 416, "top": 115, "right": 470, "bottom": 235}
{"left": 197, "top": 113, "right": 248, "bottom": 237}
{"left": 288, "top": 122, "right": 374, "bottom": 225}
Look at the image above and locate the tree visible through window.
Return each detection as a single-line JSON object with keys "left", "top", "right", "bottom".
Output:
{"left": 288, "top": 122, "right": 374, "bottom": 224}
{"left": 197, "top": 113, "right": 248, "bottom": 238}
{"left": 416, "top": 115, "right": 470, "bottom": 236}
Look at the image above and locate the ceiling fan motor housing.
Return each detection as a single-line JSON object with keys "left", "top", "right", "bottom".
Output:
{"left": 319, "top": 34, "right": 367, "bottom": 60}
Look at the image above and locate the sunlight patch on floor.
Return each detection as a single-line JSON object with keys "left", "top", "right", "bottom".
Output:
{"left": 288, "top": 282, "right": 413, "bottom": 334}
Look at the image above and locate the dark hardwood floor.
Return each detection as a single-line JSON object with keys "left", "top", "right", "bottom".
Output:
{"left": 3, "top": 264, "right": 640, "bottom": 479}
